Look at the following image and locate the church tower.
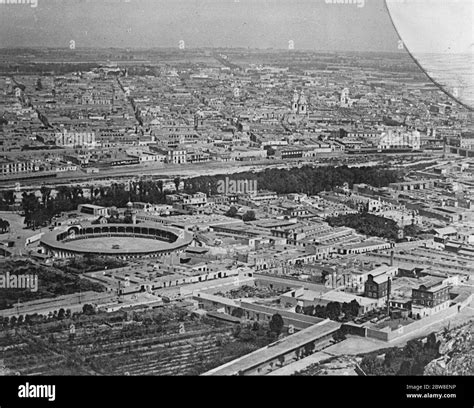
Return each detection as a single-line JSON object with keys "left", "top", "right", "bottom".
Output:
{"left": 340, "top": 88, "right": 350, "bottom": 108}
{"left": 297, "top": 91, "right": 307, "bottom": 115}
{"left": 292, "top": 90, "right": 299, "bottom": 113}
{"left": 5, "top": 78, "right": 12, "bottom": 96}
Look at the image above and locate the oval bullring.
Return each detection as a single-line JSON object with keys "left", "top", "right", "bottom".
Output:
{"left": 40, "top": 223, "right": 194, "bottom": 260}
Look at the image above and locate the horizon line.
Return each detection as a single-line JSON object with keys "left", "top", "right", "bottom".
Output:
{"left": 0, "top": 46, "right": 408, "bottom": 54}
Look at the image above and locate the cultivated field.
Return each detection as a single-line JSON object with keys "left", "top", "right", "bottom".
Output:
{"left": 0, "top": 305, "right": 275, "bottom": 376}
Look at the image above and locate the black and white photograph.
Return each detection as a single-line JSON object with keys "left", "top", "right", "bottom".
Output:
{"left": 0, "top": 0, "right": 472, "bottom": 404}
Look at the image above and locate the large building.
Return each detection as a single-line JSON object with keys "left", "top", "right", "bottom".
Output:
{"left": 40, "top": 222, "right": 194, "bottom": 260}
{"left": 411, "top": 278, "right": 451, "bottom": 318}
{"left": 364, "top": 274, "right": 390, "bottom": 300}
{"left": 0, "top": 160, "right": 38, "bottom": 176}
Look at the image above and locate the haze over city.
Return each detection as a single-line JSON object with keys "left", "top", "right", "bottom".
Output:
{"left": 0, "top": 0, "right": 401, "bottom": 51}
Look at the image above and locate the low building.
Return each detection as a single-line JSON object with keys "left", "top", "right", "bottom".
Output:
{"left": 281, "top": 287, "right": 378, "bottom": 315}
{"left": 78, "top": 204, "right": 108, "bottom": 217}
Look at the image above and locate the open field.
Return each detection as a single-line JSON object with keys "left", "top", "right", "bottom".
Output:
{"left": 0, "top": 211, "right": 44, "bottom": 254}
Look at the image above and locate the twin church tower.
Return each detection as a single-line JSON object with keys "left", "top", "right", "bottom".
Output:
{"left": 291, "top": 90, "right": 308, "bottom": 116}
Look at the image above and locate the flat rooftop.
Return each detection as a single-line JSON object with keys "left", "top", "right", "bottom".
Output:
{"left": 204, "top": 319, "right": 341, "bottom": 376}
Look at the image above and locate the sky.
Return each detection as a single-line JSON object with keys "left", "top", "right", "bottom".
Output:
{"left": 386, "top": 0, "right": 473, "bottom": 55}
{"left": 0, "top": 0, "right": 403, "bottom": 51}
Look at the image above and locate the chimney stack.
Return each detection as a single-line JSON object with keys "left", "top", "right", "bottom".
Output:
{"left": 386, "top": 277, "right": 392, "bottom": 316}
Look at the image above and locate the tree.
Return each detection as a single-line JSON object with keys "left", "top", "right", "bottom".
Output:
{"left": 173, "top": 177, "right": 181, "bottom": 192}
{"left": 327, "top": 213, "right": 399, "bottom": 241}
{"left": 71, "top": 186, "right": 83, "bottom": 204}
{"left": 225, "top": 206, "right": 238, "bottom": 218}
{"left": 410, "top": 359, "right": 427, "bottom": 375}
{"left": 156, "top": 180, "right": 164, "bottom": 193}
{"left": 333, "top": 331, "right": 346, "bottom": 342}
{"left": 384, "top": 349, "right": 397, "bottom": 368}
{"left": 231, "top": 308, "right": 244, "bottom": 318}
{"left": 303, "top": 305, "right": 315, "bottom": 316}
{"left": 348, "top": 300, "right": 360, "bottom": 317}
{"left": 342, "top": 300, "right": 360, "bottom": 320}
{"left": 82, "top": 304, "right": 95, "bottom": 315}
{"left": 40, "top": 185, "right": 51, "bottom": 207}
{"left": 2, "top": 191, "right": 15, "bottom": 206}
{"left": 266, "top": 147, "right": 276, "bottom": 157}
{"left": 326, "top": 302, "right": 342, "bottom": 320}
{"left": 252, "top": 321, "right": 260, "bottom": 331}
{"left": 425, "top": 332, "right": 438, "bottom": 351}
{"left": 405, "top": 339, "right": 423, "bottom": 357}
{"left": 30, "top": 209, "right": 52, "bottom": 229}
{"left": 269, "top": 313, "right": 284, "bottom": 335}
{"left": 360, "top": 356, "right": 383, "bottom": 375}
{"left": 304, "top": 341, "right": 315, "bottom": 356}
{"left": 0, "top": 219, "right": 10, "bottom": 233}
{"left": 397, "top": 360, "right": 412, "bottom": 375}
{"left": 314, "top": 305, "right": 326, "bottom": 318}
{"left": 22, "top": 192, "right": 41, "bottom": 228}
{"left": 404, "top": 224, "right": 423, "bottom": 237}
{"left": 242, "top": 210, "right": 256, "bottom": 222}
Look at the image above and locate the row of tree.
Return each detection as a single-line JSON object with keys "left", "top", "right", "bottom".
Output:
{"left": 18, "top": 165, "right": 400, "bottom": 229}
{"left": 21, "top": 179, "right": 181, "bottom": 229}
{"left": 297, "top": 300, "right": 360, "bottom": 322}
{"left": 327, "top": 212, "right": 400, "bottom": 241}
{"left": 185, "top": 165, "right": 401, "bottom": 196}
{"left": 0, "top": 308, "right": 73, "bottom": 329}
{"left": 225, "top": 207, "right": 256, "bottom": 221}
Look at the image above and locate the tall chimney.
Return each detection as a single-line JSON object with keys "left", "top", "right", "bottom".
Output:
{"left": 386, "top": 277, "right": 392, "bottom": 316}
{"left": 390, "top": 250, "right": 394, "bottom": 267}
